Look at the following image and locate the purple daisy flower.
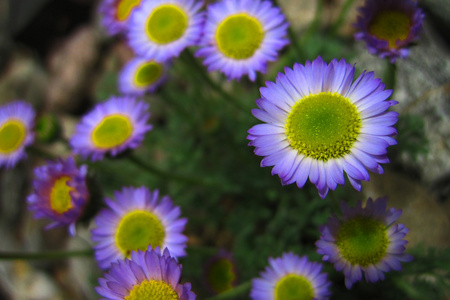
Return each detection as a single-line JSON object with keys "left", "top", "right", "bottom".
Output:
{"left": 91, "top": 186, "right": 188, "bottom": 270}
{"left": 119, "top": 57, "right": 169, "bottom": 96}
{"left": 98, "top": 0, "right": 145, "bottom": 36}
{"left": 0, "top": 100, "right": 35, "bottom": 169}
{"left": 247, "top": 56, "right": 398, "bottom": 198}
{"left": 127, "top": 0, "right": 205, "bottom": 62}
{"left": 251, "top": 252, "right": 331, "bottom": 300}
{"left": 96, "top": 246, "right": 196, "bottom": 300}
{"left": 27, "top": 157, "right": 89, "bottom": 235}
{"left": 354, "top": 0, "right": 425, "bottom": 63}
{"left": 70, "top": 96, "right": 152, "bottom": 161}
{"left": 316, "top": 197, "right": 413, "bottom": 289}
{"left": 196, "top": 0, "right": 289, "bottom": 81}
{"left": 203, "top": 250, "right": 237, "bottom": 295}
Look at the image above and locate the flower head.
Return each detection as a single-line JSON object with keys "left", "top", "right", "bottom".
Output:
{"left": 96, "top": 246, "right": 196, "bottom": 300}
{"left": 0, "top": 100, "right": 35, "bottom": 169}
{"left": 119, "top": 57, "right": 169, "bottom": 95}
{"left": 196, "top": 0, "right": 289, "bottom": 81}
{"left": 91, "top": 186, "right": 188, "bottom": 270}
{"left": 354, "top": 0, "right": 425, "bottom": 63}
{"left": 70, "top": 96, "right": 152, "bottom": 161}
{"left": 98, "top": 0, "right": 145, "bottom": 36}
{"left": 203, "top": 250, "right": 237, "bottom": 295}
{"left": 251, "top": 252, "right": 331, "bottom": 300}
{"left": 247, "top": 57, "right": 398, "bottom": 198}
{"left": 127, "top": 0, "right": 204, "bottom": 62}
{"left": 27, "top": 157, "right": 89, "bottom": 235}
{"left": 316, "top": 197, "right": 413, "bottom": 289}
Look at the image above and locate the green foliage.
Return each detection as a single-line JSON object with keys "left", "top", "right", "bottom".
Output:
{"left": 395, "top": 114, "right": 429, "bottom": 161}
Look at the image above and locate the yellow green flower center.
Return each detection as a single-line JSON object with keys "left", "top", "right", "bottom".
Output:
{"left": 0, "top": 120, "right": 27, "bottom": 154}
{"left": 125, "top": 279, "right": 179, "bottom": 300}
{"left": 206, "top": 258, "right": 235, "bottom": 294}
{"left": 92, "top": 114, "right": 133, "bottom": 149}
{"left": 116, "top": 0, "right": 142, "bottom": 21}
{"left": 285, "top": 92, "right": 361, "bottom": 161}
{"left": 50, "top": 176, "right": 74, "bottom": 214}
{"left": 216, "top": 13, "right": 264, "bottom": 59}
{"left": 146, "top": 4, "right": 188, "bottom": 44}
{"left": 337, "top": 217, "right": 389, "bottom": 267}
{"left": 274, "top": 274, "right": 314, "bottom": 300}
{"left": 115, "top": 210, "right": 165, "bottom": 257}
{"left": 134, "top": 62, "right": 163, "bottom": 87}
{"left": 368, "top": 10, "right": 411, "bottom": 48}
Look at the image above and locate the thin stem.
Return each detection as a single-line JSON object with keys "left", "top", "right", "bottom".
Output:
{"left": 271, "top": 0, "right": 303, "bottom": 59}
{"left": 300, "top": 0, "right": 325, "bottom": 45}
{"left": 328, "top": 0, "right": 356, "bottom": 35}
{"left": 127, "top": 153, "right": 219, "bottom": 188}
{"left": 0, "top": 249, "right": 94, "bottom": 260}
{"left": 383, "top": 60, "right": 397, "bottom": 91}
{"left": 182, "top": 49, "right": 247, "bottom": 112}
{"left": 205, "top": 281, "right": 252, "bottom": 300}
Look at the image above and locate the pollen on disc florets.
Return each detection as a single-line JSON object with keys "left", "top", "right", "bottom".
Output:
{"left": 285, "top": 91, "right": 361, "bottom": 161}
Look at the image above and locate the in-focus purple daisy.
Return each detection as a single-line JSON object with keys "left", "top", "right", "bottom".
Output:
{"left": 196, "top": 0, "right": 289, "bottom": 81}
{"left": 316, "top": 197, "right": 413, "bottom": 289}
{"left": 0, "top": 100, "right": 35, "bottom": 169}
{"left": 98, "top": 0, "right": 145, "bottom": 36}
{"left": 96, "top": 246, "right": 196, "bottom": 300}
{"left": 354, "top": 0, "right": 425, "bottom": 63}
{"left": 119, "top": 57, "right": 169, "bottom": 95}
{"left": 27, "top": 157, "right": 89, "bottom": 235}
{"left": 251, "top": 252, "right": 331, "bottom": 300}
{"left": 127, "top": 0, "right": 204, "bottom": 62}
{"left": 247, "top": 56, "right": 398, "bottom": 198}
{"left": 91, "top": 186, "right": 188, "bottom": 270}
{"left": 70, "top": 96, "right": 152, "bottom": 161}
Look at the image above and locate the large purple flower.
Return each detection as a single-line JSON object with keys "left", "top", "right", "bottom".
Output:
{"left": 27, "top": 157, "right": 89, "bottom": 235}
{"left": 91, "top": 186, "right": 188, "bottom": 270}
{"left": 251, "top": 252, "right": 331, "bottom": 300}
{"left": 248, "top": 56, "right": 398, "bottom": 198}
{"left": 0, "top": 100, "right": 35, "bottom": 169}
{"left": 70, "top": 96, "right": 152, "bottom": 161}
{"left": 196, "top": 0, "right": 289, "bottom": 81}
{"left": 316, "top": 197, "right": 413, "bottom": 289}
{"left": 96, "top": 246, "right": 196, "bottom": 300}
{"left": 354, "top": 0, "right": 425, "bottom": 62}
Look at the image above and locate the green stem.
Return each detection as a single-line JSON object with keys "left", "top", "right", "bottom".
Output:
{"left": 182, "top": 49, "right": 247, "bottom": 112}
{"left": 127, "top": 153, "right": 218, "bottom": 188}
{"left": 383, "top": 60, "right": 397, "bottom": 90}
{"left": 300, "top": 0, "right": 325, "bottom": 46}
{"left": 328, "top": 0, "right": 356, "bottom": 35}
{"left": 205, "top": 281, "right": 252, "bottom": 300}
{"left": 0, "top": 249, "right": 94, "bottom": 260}
{"left": 271, "top": 0, "right": 303, "bottom": 59}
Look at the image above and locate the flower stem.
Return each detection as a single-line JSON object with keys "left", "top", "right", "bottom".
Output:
{"left": 127, "top": 153, "right": 221, "bottom": 189}
{"left": 181, "top": 49, "right": 247, "bottom": 112}
{"left": 0, "top": 249, "right": 94, "bottom": 260}
{"left": 205, "top": 281, "right": 252, "bottom": 300}
{"left": 383, "top": 60, "right": 397, "bottom": 90}
{"left": 328, "top": 0, "right": 356, "bottom": 35}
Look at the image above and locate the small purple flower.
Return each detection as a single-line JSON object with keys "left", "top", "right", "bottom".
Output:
{"left": 127, "top": 0, "right": 205, "bottom": 62}
{"left": 70, "top": 96, "right": 152, "bottom": 161}
{"left": 316, "top": 197, "right": 413, "bottom": 289}
{"left": 354, "top": 0, "right": 425, "bottom": 63}
{"left": 203, "top": 250, "right": 237, "bottom": 295}
{"left": 247, "top": 56, "right": 398, "bottom": 198}
{"left": 98, "top": 0, "right": 145, "bottom": 36}
{"left": 119, "top": 57, "right": 169, "bottom": 95}
{"left": 251, "top": 252, "right": 331, "bottom": 300}
{"left": 96, "top": 246, "right": 196, "bottom": 300}
{"left": 196, "top": 0, "right": 289, "bottom": 81}
{"left": 27, "top": 157, "right": 89, "bottom": 235}
{"left": 91, "top": 186, "right": 188, "bottom": 270}
{"left": 0, "top": 100, "right": 35, "bottom": 169}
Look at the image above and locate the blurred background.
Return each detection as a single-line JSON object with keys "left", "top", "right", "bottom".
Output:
{"left": 0, "top": 0, "right": 449, "bottom": 299}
